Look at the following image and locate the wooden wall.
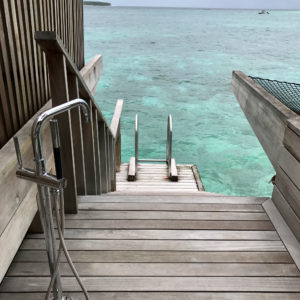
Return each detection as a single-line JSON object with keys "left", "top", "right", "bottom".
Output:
{"left": 0, "top": 0, "right": 84, "bottom": 148}
{"left": 273, "top": 118, "right": 300, "bottom": 241}
{"left": 232, "top": 71, "right": 300, "bottom": 242}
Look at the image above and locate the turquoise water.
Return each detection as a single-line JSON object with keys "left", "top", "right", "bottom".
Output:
{"left": 84, "top": 7, "right": 300, "bottom": 196}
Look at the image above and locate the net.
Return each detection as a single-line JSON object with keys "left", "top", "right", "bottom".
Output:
{"left": 250, "top": 76, "right": 300, "bottom": 114}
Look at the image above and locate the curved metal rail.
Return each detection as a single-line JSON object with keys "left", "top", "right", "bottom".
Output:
{"left": 128, "top": 114, "right": 178, "bottom": 181}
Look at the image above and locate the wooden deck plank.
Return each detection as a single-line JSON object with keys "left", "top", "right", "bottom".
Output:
{"left": 78, "top": 202, "right": 264, "bottom": 212}
{"left": 7, "top": 262, "right": 300, "bottom": 277}
{"left": 1, "top": 276, "right": 300, "bottom": 292}
{"left": 26, "top": 229, "right": 280, "bottom": 241}
{"left": 63, "top": 211, "right": 269, "bottom": 220}
{"left": 1, "top": 292, "right": 300, "bottom": 300}
{"left": 13, "top": 251, "right": 293, "bottom": 263}
{"left": 1, "top": 169, "right": 299, "bottom": 298}
{"left": 20, "top": 240, "right": 286, "bottom": 251}
{"left": 61, "top": 220, "right": 275, "bottom": 230}
{"left": 78, "top": 195, "right": 267, "bottom": 204}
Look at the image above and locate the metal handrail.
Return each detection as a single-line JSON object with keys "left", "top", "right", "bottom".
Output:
{"left": 129, "top": 114, "right": 177, "bottom": 181}
{"left": 166, "top": 114, "right": 172, "bottom": 166}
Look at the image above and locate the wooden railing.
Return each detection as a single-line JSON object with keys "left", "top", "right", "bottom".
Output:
{"left": 35, "top": 31, "right": 123, "bottom": 213}
{"left": 0, "top": 0, "right": 84, "bottom": 148}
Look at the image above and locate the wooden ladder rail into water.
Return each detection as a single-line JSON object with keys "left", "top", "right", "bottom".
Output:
{"left": 35, "top": 31, "right": 123, "bottom": 213}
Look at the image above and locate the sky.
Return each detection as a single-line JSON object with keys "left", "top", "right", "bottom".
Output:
{"left": 107, "top": 0, "right": 300, "bottom": 9}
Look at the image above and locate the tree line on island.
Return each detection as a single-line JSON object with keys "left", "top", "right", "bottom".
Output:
{"left": 84, "top": 1, "right": 111, "bottom": 6}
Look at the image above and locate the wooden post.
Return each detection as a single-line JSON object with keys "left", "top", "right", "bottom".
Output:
{"left": 68, "top": 74, "right": 86, "bottom": 195}
{"left": 115, "top": 126, "right": 121, "bottom": 172}
{"left": 80, "top": 98, "right": 97, "bottom": 195}
{"left": 105, "top": 126, "right": 112, "bottom": 192}
{"left": 110, "top": 134, "right": 116, "bottom": 191}
{"left": 46, "top": 53, "right": 77, "bottom": 213}
{"left": 98, "top": 121, "right": 108, "bottom": 193}
{"left": 93, "top": 108, "right": 101, "bottom": 194}
{"left": 110, "top": 99, "right": 123, "bottom": 172}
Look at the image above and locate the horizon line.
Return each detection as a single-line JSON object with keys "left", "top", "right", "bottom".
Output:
{"left": 108, "top": 6, "right": 300, "bottom": 10}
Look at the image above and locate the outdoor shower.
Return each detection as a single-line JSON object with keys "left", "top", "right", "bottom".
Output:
{"left": 14, "top": 99, "right": 91, "bottom": 300}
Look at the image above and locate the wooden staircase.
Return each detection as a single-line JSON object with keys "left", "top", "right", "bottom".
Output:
{"left": 1, "top": 190, "right": 300, "bottom": 298}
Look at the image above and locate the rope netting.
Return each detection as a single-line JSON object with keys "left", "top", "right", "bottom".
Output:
{"left": 249, "top": 76, "right": 300, "bottom": 114}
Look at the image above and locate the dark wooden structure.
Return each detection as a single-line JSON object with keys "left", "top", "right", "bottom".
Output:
{"left": 0, "top": 0, "right": 84, "bottom": 148}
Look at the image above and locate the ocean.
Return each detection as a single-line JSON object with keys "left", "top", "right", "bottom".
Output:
{"left": 84, "top": 7, "right": 300, "bottom": 196}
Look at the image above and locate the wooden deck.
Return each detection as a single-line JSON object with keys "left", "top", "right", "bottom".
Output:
{"left": 0, "top": 191, "right": 300, "bottom": 299}
{"left": 117, "top": 163, "right": 203, "bottom": 193}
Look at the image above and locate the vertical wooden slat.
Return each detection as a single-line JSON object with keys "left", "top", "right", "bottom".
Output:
{"left": 2, "top": 0, "right": 25, "bottom": 126}
{"left": 10, "top": 0, "right": 30, "bottom": 121}
{"left": 49, "top": 0, "right": 54, "bottom": 30}
{"left": 0, "top": 105, "right": 7, "bottom": 147}
{"left": 115, "top": 126, "right": 121, "bottom": 172}
{"left": 33, "top": 0, "right": 45, "bottom": 107}
{"left": 0, "top": 10, "right": 15, "bottom": 135}
{"left": 68, "top": 74, "right": 87, "bottom": 195}
{"left": 80, "top": 99, "right": 97, "bottom": 195}
{"left": 0, "top": 58, "right": 11, "bottom": 140}
{"left": 21, "top": 0, "right": 38, "bottom": 113}
{"left": 93, "top": 109, "right": 101, "bottom": 194}
{"left": 46, "top": 0, "right": 51, "bottom": 30}
{"left": 98, "top": 121, "right": 108, "bottom": 193}
{"left": 0, "top": 0, "right": 85, "bottom": 147}
{"left": 106, "top": 127, "right": 112, "bottom": 192}
{"left": 39, "top": 0, "right": 49, "bottom": 105}
{"left": 75, "top": 0, "right": 80, "bottom": 66}
{"left": 110, "top": 134, "right": 116, "bottom": 191}
{"left": 28, "top": 0, "right": 42, "bottom": 109}
{"left": 46, "top": 53, "right": 78, "bottom": 213}
{"left": 16, "top": 0, "right": 33, "bottom": 117}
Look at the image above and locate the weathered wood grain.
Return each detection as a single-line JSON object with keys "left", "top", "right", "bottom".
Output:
{"left": 21, "top": 239, "right": 285, "bottom": 251}
{"left": 45, "top": 51, "right": 78, "bottom": 212}
{"left": 272, "top": 186, "right": 300, "bottom": 242}
{"left": 128, "top": 157, "right": 136, "bottom": 181}
{"left": 64, "top": 210, "right": 269, "bottom": 220}
{"left": 232, "top": 71, "right": 296, "bottom": 173}
{"left": 78, "top": 195, "right": 267, "bottom": 204}
{"left": 1, "top": 292, "right": 300, "bottom": 300}
{"left": 78, "top": 202, "right": 264, "bottom": 212}
{"left": 62, "top": 219, "right": 274, "bottom": 230}
{"left": 8, "top": 262, "right": 299, "bottom": 277}
{"left": 275, "top": 167, "right": 300, "bottom": 218}
{"left": 13, "top": 250, "right": 293, "bottom": 263}
{"left": 263, "top": 199, "right": 300, "bottom": 269}
{"left": 27, "top": 229, "right": 280, "bottom": 241}
{"left": 1, "top": 276, "right": 300, "bottom": 292}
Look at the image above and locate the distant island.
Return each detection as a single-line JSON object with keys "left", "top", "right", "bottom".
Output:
{"left": 84, "top": 1, "right": 111, "bottom": 6}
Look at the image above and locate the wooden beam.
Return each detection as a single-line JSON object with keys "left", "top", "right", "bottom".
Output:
{"left": 45, "top": 52, "right": 77, "bottom": 213}
{"left": 110, "top": 99, "right": 123, "bottom": 172}
{"left": 169, "top": 158, "right": 178, "bottom": 182}
{"left": 128, "top": 157, "right": 136, "bottom": 181}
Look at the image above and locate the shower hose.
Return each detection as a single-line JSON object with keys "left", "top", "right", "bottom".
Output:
{"left": 45, "top": 189, "right": 90, "bottom": 300}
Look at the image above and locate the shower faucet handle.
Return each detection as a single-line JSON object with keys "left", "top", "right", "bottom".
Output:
{"left": 13, "top": 136, "right": 23, "bottom": 169}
